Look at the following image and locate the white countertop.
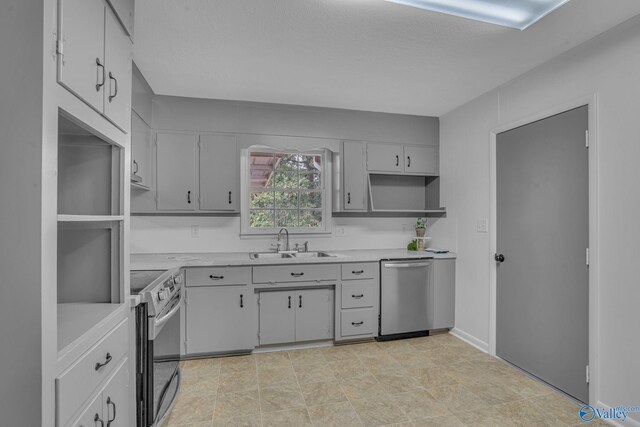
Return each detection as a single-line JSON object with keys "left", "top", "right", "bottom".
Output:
{"left": 130, "top": 248, "right": 456, "bottom": 271}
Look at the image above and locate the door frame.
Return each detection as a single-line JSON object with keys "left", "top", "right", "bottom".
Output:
{"left": 488, "top": 94, "right": 599, "bottom": 405}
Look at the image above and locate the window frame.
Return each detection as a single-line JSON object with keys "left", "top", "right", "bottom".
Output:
{"left": 240, "top": 147, "right": 332, "bottom": 236}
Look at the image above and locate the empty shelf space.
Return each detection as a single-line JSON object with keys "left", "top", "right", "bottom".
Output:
{"left": 57, "top": 303, "right": 122, "bottom": 352}
{"left": 58, "top": 214, "right": 124, "bottom": 222}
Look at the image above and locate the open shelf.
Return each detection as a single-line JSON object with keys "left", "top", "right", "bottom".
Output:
{"left": 57, "top": 303, "right": 122, "bottom": 352}
{"left": 368, "top": 173, "right": 444, "bottom": 213}
{"left": 58, "top": 214, "right": 124, "bottom": 222}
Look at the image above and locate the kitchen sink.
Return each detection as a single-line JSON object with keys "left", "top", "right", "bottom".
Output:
{"left": 292, "top": 251, "right": 335, "bottom": 258}
{"left": 249, "top": 252, "right": 294, "bottom": 259}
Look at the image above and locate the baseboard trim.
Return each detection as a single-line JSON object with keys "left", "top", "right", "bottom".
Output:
{"left": 592, "top": 401, "right": 640, "bottom": 427}
{"left": 450, "top": 327, "right": 489, "bottom": 353}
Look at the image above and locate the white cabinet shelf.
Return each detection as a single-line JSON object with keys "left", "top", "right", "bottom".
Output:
{"left": 58, "top": 214, "right": 124, "bottom": 222}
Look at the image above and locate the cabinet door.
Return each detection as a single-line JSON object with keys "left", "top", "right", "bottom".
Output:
{"left": 58, "top": 0, "right": 105, "bottom": 112}
{"left": 259, "top": 291, "right": 296, "bottom": 345}
{"left": 131, "top": 112, "right": 151, "bottom": 188}
{"left": 404, "top": 145, "right": 439, "bottom": 175}
{"left": 295, "top": 289, "right": 334, "bottom": 342}
{"left": 156, "top": 133, "right": 198, "bottom": 211}
{"left": 103, "top": 8, "right": 132, "bottom": 131}
{"left": 71, "top": 390, "right": 103, "bottom": 427}
{"left": 101, "top": 359, "right": 129, "bottom": 427}
{"left": 199, "top": 134, "right": 238, "bottom": 211}
{"left": 366, "top": 143, "right": 403, "bottom": 173}
{"left": 342, "top": 141, "right": 366, "bottom": 211}
{"left": 186, "top": 286, "right": 255, "bottom": 354}
{"left": 428, "top": 259, "right": 455, "bottom": 330}
{"left": 106, "top": 0, "right": 134, "bottom": 38}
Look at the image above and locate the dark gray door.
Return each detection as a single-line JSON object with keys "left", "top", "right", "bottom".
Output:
{"left": 496, "top": 106, "right": 589, "bottom": 403}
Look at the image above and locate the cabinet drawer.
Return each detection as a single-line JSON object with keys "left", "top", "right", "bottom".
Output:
{"left": 56, "top": 320, "right": 128, "bottom": 427}
{"left": 341, "top": 263, "right": 377, "bottom": 280}
{"left": 187, "top": 267, "right": 251, "bottom": 286}
{"left": 341, "top": 308, "right": 376, "bottom": 337}
{"left": 341, "top": 281, "right": 376, "bottom": 309}
{"left": 253, "top": 264, "right": 339, "bottom": 284}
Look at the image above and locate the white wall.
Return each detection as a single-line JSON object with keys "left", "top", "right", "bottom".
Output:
{"left": 441, "top": 16, "right": 640, "bottom": 419}
{"left": 131, "top": 97, "right": 456, "bottom": 253}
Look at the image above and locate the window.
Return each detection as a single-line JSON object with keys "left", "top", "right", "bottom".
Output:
{"left": 243, "top": 150, "right": 329, "bottom": 234}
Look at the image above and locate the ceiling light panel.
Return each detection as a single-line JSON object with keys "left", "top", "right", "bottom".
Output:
{"left": 384, "top": 0, "right": 570, "bottom": 30}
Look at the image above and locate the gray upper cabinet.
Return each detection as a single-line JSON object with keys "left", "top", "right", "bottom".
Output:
{"left": 199, "top": 134, "right": 238, "bottom": 212}
{"left": 103, "top": 8, "right": 132, "bottom": 131}
{"left": 156, "top": 133, "right": 198, "bottom": 211}
{"left": 58, "top": 0, "right": 132, "bottom": 131}
{"left": 404, "top": 145, "right": 439, "bottom": 175}
{"left": 106, "top": 0, "right": 134, "bottom": 38}
{"left": 185, "top": 285, "right": 255, "bottom": 354}
{"left": 57, "top": 0, "right": 106, "bottom": 113}
{"left": 342, "top": 141, "right": 367, "bottom": 211}
{"left": 131, "top": 112, "right": 151, "bottom": 189}
{"left": 367, "top": 143, "right": 404, "bottom": 173}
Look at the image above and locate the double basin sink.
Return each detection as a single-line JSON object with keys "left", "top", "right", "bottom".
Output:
{"left": 250, "top": 251, "right": 335, "bottom": 260}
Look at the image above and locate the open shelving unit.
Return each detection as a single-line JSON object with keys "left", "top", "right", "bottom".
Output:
{"left": 56, "top": 113, "right": 125, "bottom": 354}
{"left": 367, "top": 173, "right": 445, "bottom": 213}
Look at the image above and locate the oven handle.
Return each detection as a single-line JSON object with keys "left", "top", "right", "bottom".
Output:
{"left": 154, "top": 293, "right": 183, "bottom": 330}
{"left": 383, "top": 262, "right": 431, "bottom": 268}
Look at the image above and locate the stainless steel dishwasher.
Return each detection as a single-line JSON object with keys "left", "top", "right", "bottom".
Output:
{"left": 379, "top": 258, "right": 433, "bottom": 339}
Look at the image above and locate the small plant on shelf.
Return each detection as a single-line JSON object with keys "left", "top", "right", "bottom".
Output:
{"left": 415, "top": 218, "right": 426, "bottom": 250}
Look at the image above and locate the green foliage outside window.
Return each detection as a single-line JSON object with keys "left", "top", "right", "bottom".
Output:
{"left": 249, "top": 152, "right": 323, "bottom": 229}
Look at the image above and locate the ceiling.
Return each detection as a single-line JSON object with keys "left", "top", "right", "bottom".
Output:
{"left": 134, "top": 0, "right": 640, "bottom": 117}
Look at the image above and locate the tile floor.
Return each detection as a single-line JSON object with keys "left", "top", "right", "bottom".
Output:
{"left": 163, "top": 333, "right": 604, "bottom": 426}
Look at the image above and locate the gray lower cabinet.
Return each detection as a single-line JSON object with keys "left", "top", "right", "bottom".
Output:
{"left": 336, "top": 263, "right": 380, "bottom": 342}
{"left": 428, "top": 259, "right": 455, "bottom": 330}
{"left": 185, "top": 285, "right": 255, "bottom": 354}
{"left": 258, "top": 289, "right": 333, "bottom": 346}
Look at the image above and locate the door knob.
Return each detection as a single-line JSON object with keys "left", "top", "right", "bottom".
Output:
{"left": 495, "top": 253, "right": 505, "bottom": 263}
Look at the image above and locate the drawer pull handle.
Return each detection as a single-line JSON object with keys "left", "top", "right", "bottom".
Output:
{"left": 351, "top": 321, "right": 364, "bottom": 327}
{"left": 210, "top": 275, "right": 224, "bottom": 280}
{"left": 95, "top": 58, "right": 105, "bottom": 91}
{"left": 288, "top": 296, "right": 292, "bottom": 309}
{"left": 290, "top": 272, "right": 304, "bottom": 277}
{"left": 95, "top": 352, "right": 112, "bottom": 371}
{"left": 108, "top": 71, "right": 118, "bottom": 102}
{"left": 352, "top": 270, "right": 364, "bottom": 275}
{"left": 106, "top": 397, "right": 117, "bottom": 426}
{"left": 94, "top": 413, "right": 105, "bottom": 427}
{"left": 352, "top": 294, "right": 364, "bottom": 299}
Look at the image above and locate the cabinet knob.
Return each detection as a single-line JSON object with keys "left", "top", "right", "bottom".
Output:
{"left": 495, "top": 253, "right": 505, "bottom": 263}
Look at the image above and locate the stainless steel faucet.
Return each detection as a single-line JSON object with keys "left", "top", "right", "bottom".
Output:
{"left": 277, "top": 228, "right": 290, "bottom": 252}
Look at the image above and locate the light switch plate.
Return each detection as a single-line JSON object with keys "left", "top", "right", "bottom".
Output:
{"left": 477, "top": 219, "right": 488, "bottom": 233}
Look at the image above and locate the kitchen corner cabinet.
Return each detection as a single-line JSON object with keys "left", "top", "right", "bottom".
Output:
{"left": 258, "top": 289, "right": 334, "bottom": 345}
{"left": 184, "top": 285, "right": 255, "bottom": 355}
{"left": 199, "top": 134, "right": 238, "bottom": 211}
{"left": 57, "top": 0, "right": 132, "bottom": 132}
{"left": 131, "top": 112, "right": 151, "bottom": 189}
{"left": 156, "top": 132, "right": 198, "bottom": 211}
{"left": 367, "top": 143, "right": 439, "bottom": 175}
{"left": 342, "top": 141, "right": 367, "bottom": 211}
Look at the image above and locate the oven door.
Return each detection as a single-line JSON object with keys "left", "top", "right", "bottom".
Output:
{"left": 149, "top": 292, "right": 183, "bottom": 426}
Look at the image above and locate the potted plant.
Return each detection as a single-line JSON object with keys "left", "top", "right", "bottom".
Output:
{"left": 415, "top": 218, "right": 426, "bottom": 250}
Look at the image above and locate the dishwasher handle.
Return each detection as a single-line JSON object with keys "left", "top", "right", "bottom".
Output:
{"left": 383, "top": 262, "right": 431, "bottom": 268}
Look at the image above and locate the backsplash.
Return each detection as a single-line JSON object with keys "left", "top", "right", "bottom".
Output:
{"left": 130, "top": 216, "right": 457, "bottom": 254}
